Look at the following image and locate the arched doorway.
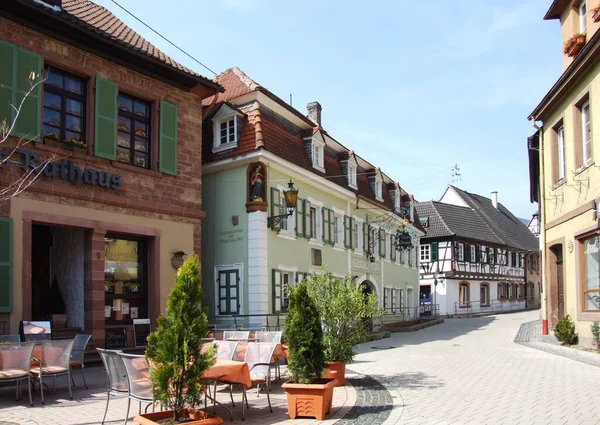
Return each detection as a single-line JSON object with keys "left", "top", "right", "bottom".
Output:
{"left": 359, "top": 280, "right": 376, "bottom": 331}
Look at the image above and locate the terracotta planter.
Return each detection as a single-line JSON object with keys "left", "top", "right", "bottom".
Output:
{"left": 282, "top": 378, "right": 337, "bottom": 420}
{"left": 50, "top": 314, "right": 68, "bottom": 329}
{"left": 134, "top": 408, "right": 223, "bottom": 425}
{"left": 325, "top": 361, "right": 346, "bottom": 386}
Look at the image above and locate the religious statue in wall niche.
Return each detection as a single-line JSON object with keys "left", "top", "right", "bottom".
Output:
{"left": 250, "top": 164, "right": 264, "bottom": 202}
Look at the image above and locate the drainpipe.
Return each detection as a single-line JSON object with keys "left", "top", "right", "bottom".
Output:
{"left": 532, "top": 119, "right": 548, "bottom": 335}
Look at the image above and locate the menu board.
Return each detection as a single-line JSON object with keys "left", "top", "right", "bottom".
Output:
{"left": 21, "top": 321, "right": 52, "bottom": 342}
{"left": 133, "top": 319, "right": 151, "bottom": 347}
{"left": 106, "top": 327, "right": 128, "bottom": 349}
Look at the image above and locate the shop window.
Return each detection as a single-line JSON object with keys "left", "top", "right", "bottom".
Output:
{"left": 117, "top": 93, "right": 151, "bottom": 168}
{"left": 459, "top": 282, "right": 470, "bottom": 307}
{"left": 582, "top": 235, "right": 600, "bottom": 311}
{"left": 43, "top": 67, "right": 86, "bottom": 147}
{"left": 104, "top": 236, "right": 147, "bottom": 324}
{"left": 480, "top": 283, "right": 489, "bottom": 306}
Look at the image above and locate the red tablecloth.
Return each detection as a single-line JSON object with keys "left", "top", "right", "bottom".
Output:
{"left": 202, "top": 359, "right": 251, "bottom": 388}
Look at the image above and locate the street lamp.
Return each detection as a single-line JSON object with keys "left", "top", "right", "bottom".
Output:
{"left": 267, "top": 179, "right": 299, "bottom": 227}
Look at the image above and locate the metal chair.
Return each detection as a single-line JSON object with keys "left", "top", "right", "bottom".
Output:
{"left": 118, "top": 353, "right": 154, "bottom": 425}
{"left": 0, "top": 342, "right": 35, "bottom": 406}
{"left": 30, "top": 339, "right": 74, "bottom": 404}
{"left": 241, "top": 342, "right": 277, "bottom": 420}
{"left": 70, "top": 334, "right": 92, "bottom": 389}
{"left": 0, "top": 334, "right": 21, "bottom": 343}
{"left": 214, "top": 340, "right": 239, "bottom": 360}
{"left": 256, "top": 331, "right": 284, "bottom": 379}
{"left": 222, "top": 330, "right": 250, "bottom": 341}
{"left": 97, "top": 348, "right": 128, "bottom": 425}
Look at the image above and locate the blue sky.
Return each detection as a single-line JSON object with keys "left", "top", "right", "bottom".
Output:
{"left": 95, "top": 0, "right": 560, "bottom": 219}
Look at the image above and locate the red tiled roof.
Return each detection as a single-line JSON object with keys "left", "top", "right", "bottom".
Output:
{"left": 21, "top": 0, "right": 219, "bottom": 88}
{"left": 203, "top": 67, "right": 259, "bottom": 106}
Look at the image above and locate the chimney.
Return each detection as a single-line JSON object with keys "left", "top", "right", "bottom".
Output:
{"left": 307, "top": 101, "right": 322, "bottom": 127}
{"left": 491, "top": 191, "right": 498, "bottom": 209}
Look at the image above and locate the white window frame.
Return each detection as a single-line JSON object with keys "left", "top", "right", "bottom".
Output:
{"left": 311, "top": 139, "right": 325, "bottom": 171}
{"left": 580, "top": 0, "right": 587, "bottom": 33}
{"left": 308, "top": 197, "right": 324, "bottom": 244}
{"left": 333, "top": 207, "right": 346, "bottom": 249}
{"left": 458, "top": 243, "right": 464, "bottom": 261}
{"left": 277, "top": 185, "right": 296, "bottom": 237}
{"left": 353, "top": 215, "right": 364, "bottom": 253}
{"left": 558, "top": 126, "right": 566, "bottom": 181}
{"left": 420, "top": 244, "right": 431, "bottom": 262}
{"left": 470, "top": 245, "right": 476, "bottom": 262}
{"left": 348, "top": 163, "right": 357, "bottom": 189}
{"left": 214, "top": 263, "right": 244, "bottom": 316}
{"left": 385, "top": 232, "right": 391, "bottom": 262}
{"left": 212, "top": 114, "right": 240, "bottom": 153}
{"left": 481, "top": 245, "right": 488, "bottom": 263}
{"left": 582, "top": 100, "right": 592, "bottom": 165}
{"left": 394, "top": 188, "right": 401, "bottom": 212}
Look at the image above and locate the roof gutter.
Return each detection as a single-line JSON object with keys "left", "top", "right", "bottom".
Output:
{"left": 529, "top": 30, "right": 600, "bottom": 120}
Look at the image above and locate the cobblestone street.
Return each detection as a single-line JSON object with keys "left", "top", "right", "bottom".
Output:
{"left": 2, "top": 310, "right": 600, "bottom": 424}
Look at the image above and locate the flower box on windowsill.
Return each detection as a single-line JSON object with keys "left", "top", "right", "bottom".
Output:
{"left": 564, "top": 34, "right": 586, "bottom": 57}
{"left": 593, "top": 7, "right": 600, "bottom": 23}
{"left": 43, "top": 137, "right": 87, "bottom": 153}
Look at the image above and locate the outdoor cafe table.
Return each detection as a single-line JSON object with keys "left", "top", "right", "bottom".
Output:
{"left": 202, "top": 359, "right": 251, "bottom": 388}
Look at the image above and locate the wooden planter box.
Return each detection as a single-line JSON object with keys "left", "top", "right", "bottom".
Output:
{"left": 593, "top": 8, "right": 600, "bottom": 23}
{"left": 565, "top": 35, "right": 586, "bottom": 57}
{"left": 134, "top": 409, "right": 223, "bottom": 425}
{"left": 282, "top": 378, "right": 337, "bottom": 420}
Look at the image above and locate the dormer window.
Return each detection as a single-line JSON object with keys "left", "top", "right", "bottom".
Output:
{"left": 348, "top": 163, "right": 357, "bottom": 188}
{"left": 311, "top": 139, "right": 325, "bottom": 171}
{"left": 394, "top": 189, "right": 401, "bottom": 212}
{"left": 375, "top": 177, "right": 383, "bottom": 201}
{"left": 580, "top": 1, "right": 587, "bottom": 33}
{"left": 212, "top": 104, "right": 242, "bottom": 153}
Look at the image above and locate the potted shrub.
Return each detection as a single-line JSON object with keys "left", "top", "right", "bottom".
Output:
{"left": 281, "top": 281, "right": 336, "bottom": 420}
{"left": 554, "top": 315, "right": 578, "bottom": 346}
{"left": 49, "top": 275, "right": 68, "bottom": 328}
{"left": 135, "top": 256, "right": 222, "bottom": 425}
{"left": 591, "top": 322, "right": 600, "bottom": 351}
{"left": 306, "top": 269, "right": 381, "bottom": 386}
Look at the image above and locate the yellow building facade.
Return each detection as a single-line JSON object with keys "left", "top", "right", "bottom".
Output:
{"left": 530, "top": 0, "right": 600, "bottom": 346}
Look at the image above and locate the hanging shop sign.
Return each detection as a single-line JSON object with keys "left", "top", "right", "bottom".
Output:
{"left": 395, "top": 230, "right": 414, "bottom": 250}
{"left": 1, "top": 148, "right": 122, "bottom": 190}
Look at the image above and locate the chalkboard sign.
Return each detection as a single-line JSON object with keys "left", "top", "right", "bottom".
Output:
{"left": 21, "top": 321, "right": 52, "bottom": 342}
{"left": 106, "top": 327, "right": 128, "bottom": 349}
{"left": 133, "top": 319, "right": 151, "bottom": 347}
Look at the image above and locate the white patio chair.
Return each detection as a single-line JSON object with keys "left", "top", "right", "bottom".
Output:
{"left": 222, "top": 330, "right": 250, "bottom": 341}
{"left": 118, "top": 352, "right": 155, "bottom": 425}
{"left": 97, "top": 348, "right": 128, "bottom": 424}
{"left": 0, "top": 342, "right": 35, "bottom": 405}
{"left": 30, "top": 339, "right": 74, "bottom": 404}
{"left": 241, "top": 342, "right": 277, "bottom": 420}
{"left": 70, "top": 333, "right": 92, "bottom": 389}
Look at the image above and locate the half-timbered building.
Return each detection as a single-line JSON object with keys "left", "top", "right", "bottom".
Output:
{"left": 415, "top": 186, "right": 540, "bottom": 317}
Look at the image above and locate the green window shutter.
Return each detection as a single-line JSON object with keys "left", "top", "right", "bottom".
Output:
{"left": 379, "top": 229, "right": 385, "bottom": 257}
{"left": 272, "top": 269, "right": 281, "bottom": 314}
{"left": 0, "top": 41, "right": 15, "bottom": 131}
{"left": 159, "top": 100, "right": 178, "bottom": 175}
{"left": 465, "top": 244, "right": 470, "bottom": 262}
{"left": 363, "top": 222, "right": 369, "bottom": 252}
{"left": 322, "top": 208, "right": 329, "bottom": 243}
{"left": 270, "top": 187, "right": 281, "bottom": 231}
{"left": 0, "top": 218, "right": 13, "bottom": 313}
{"left": 295, "top": 197, "right": 304, "bottom": 237}
{"left": 304, "top": 200, "right": 312, "bottom": 239}
{"left": 14, "top": 48, "right": 42, "bottom": 141}
{"left": 453, "top": 242, "right": 459, "bottom": 260}
{"left": 0, "top": 42, "right": 43, "bottom": 142}
{"left": 94, "top": 76, "right": 117, "bottom": 160}
{"left": 390, "top": 234, "right": 397, "bottom": 262}
{"left": 330, "top": 210, "right": 336, "bottom": 246}
{"left": 344, "top": 215, "right": 351, "bottom": 248}
{"left": 431, "top": 242, "right": 439, "bottom": 262}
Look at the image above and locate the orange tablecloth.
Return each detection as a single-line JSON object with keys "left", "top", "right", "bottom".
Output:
{"left": 202, "top": 359, "right": 251, "bottom": 388}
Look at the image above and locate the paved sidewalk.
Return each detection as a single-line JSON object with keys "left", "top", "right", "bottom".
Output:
{"left": 515, "top": 319, "right": 600, "bottom": 368}
{"left": 0, "top": 365, "right": 355, "bottom": 425}
{"left": 349, "top": 309, "right": 600, "bottom": 425}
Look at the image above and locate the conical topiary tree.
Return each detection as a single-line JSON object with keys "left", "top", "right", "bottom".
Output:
{"left": 145, "top": 255, "right": 213, "bottom": 422}
{"left": 284, "top": 281, "right": 325, "bottom": 384}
